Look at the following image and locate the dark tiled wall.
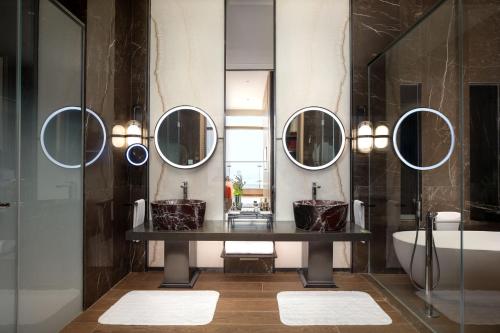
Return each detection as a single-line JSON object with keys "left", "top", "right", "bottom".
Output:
{"left": 463, "top": 0, "right": 500, "bottom": 230}
{"left": 350, "top": 0, "right": 440, "bottom": 272}
{"left": 84, "top": 0, "right": 148, "bottom": 309}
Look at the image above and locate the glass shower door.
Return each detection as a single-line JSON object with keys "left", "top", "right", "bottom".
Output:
{"left": 368, "top": 0, "right": 463, "bottom": 332}
{"left": 0, "top": 1, "right": 20, "bottom": 332}
{"left": 0, "top": 0, "right": 86, "bottom": 332}
{"left": 17, "top": 0, "right": 85, "bottom": 332}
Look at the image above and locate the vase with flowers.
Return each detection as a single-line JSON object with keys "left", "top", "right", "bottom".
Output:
{"left": 232, "top": 175, "right": 245, "bottom": 210}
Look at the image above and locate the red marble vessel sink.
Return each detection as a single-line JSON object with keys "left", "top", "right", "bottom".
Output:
{"left": 293, "top": 200, "right": 348, "bottom": 232}
{"left": 151, "top": 200, "right": 206, "bottom": 230}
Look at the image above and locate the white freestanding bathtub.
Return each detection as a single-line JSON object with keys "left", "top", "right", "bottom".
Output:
{"left": 393, "top": 231, "right": 500, "bottom": 290}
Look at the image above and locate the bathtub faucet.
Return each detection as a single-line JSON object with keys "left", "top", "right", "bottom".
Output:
{"left": 424, "top": 211, "right": 439, "bottom": 318}
{"left": 413, "top": 198, "right": 421, "bottom": 228}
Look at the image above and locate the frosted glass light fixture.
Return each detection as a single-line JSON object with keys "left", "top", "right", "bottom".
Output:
{"left": 374, "top": 124, "right": 389, "bottom": 150}
{"left": 126, "top": 120, "right": 142, "bottom": 146}
{"left": 111, "top": 125, "right": 126, "bottom": 148}
{"left": 357, "top": 121, "right": 373, "bottom": 154}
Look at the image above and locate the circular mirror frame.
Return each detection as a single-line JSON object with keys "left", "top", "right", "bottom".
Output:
{"left": 126, "top": 143, "right": 149, "bottom": 166}
{"left": 282, "top": 106, "right": 346, "bottom": 171}
{"left": 392, "top": 107, "right": 455, "bottom": 171}
{"left": 154, "top": 105, "right": 218, "bottom": 169}
{"left": 40, "top": 106, "right": 107, "bottom": 169}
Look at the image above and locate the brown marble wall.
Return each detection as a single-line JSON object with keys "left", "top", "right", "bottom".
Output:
{"left": 84, "top": 0, "right": 148, "bottom": 309}
{"left": 463, "top": 0, "right": 500, "bottom": 229}
{"left": 372, "top": 0, "right": 460, "bottom": 273}
{"left": 350, "top": 0, "right": 440, "bottom": 272}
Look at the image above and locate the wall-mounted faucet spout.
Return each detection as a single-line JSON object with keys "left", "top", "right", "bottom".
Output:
{"left": 181, "top": 181, "right": 188, "bottom": 200}
{"left": 312, "top": 182, "right": 321, "bottom": 201}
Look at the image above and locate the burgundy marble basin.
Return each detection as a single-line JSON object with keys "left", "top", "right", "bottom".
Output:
{"left": 151, "top": 200, "right": 206, "bottom": 230}
{"left": 293, "top": 200, "right": 348, "bottom": 232}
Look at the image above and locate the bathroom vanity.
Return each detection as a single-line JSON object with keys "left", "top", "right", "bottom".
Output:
{"left": 127, "top": 221, "right": 370, "bottom": 288}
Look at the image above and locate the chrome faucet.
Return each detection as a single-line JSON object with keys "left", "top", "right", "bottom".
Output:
{"left": 181, "top": 181, "right": 188, "bottom": 200}
{"left": 312, "top": 182, "right": 321, "bottom": 200}
{"left": 424, "top": 211, "right": 439, "bottom": 318}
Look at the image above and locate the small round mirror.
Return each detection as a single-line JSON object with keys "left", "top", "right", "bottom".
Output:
{"left": 282, "top": 106, "right": 346, "bottom": 170}
{"left": 40, "top": 107, "right": 106, "bottom": 168}
{"left": 154, "top": 105, "right": 217, "bottom": 169}
{"left": 126, "top": 143, "right": 149, "bottom": 166}
{"left": 393, "top": 108, "right": 455, "bottom": 171}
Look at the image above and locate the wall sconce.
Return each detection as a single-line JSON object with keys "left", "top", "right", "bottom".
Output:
{"left": 354, "top": 122, "right": 390, "bottom": 153}
{"left": 126, "top": 120, "right": 142, "bottom": 146}
{"left": 374, "top": 123, "right": 390, "bottom": 150}
{"left": 111, "top": 105, "right": 144, "bottom": 148}
{"left": 111, "top": 125, "right": 126, "bottom": 148}
{"left": 357, "top": 121, "right": 373, "bottom": 154}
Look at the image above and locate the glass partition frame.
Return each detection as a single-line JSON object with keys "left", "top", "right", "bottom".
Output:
{"left": 367, "top": 0, "right": 467, "bottom": 332}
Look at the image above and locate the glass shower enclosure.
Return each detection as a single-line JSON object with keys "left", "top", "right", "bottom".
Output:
{"left": 367, "top": 0, "right": 500, "bottom": 332}
{"left": 0, "top": 0, "right": 85, "bottom": 332}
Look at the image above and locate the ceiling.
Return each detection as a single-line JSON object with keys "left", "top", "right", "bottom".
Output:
{"left": 226, "top": 71, "right": 270, "bottom": 111}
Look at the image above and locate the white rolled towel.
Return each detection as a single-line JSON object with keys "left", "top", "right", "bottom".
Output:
{"left": 353, "top": 200, "right": 365, "bottom": 229}
{"left": 225, "top": 241, "right": 274, "bottom": 255}
{"left": 133, "top": 199, "right": 146, "bottom": 228}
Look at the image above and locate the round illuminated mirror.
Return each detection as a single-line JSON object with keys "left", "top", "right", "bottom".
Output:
{"left": 393, "top": 108, "right": 455, "bottom": 171}
{"left": 40, "top": 107, "right": 106, "bottom": 168}
{"left": 126, "top": 143, "right": 149, "bottom": 166}
{"left": 154, "top": 105, "right": 217, "bottom": 169}
{"left": 282, "top": 106, "right": 346, "bottom": 170}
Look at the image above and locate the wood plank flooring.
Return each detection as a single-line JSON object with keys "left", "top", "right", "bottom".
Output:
{"left": 62, "top": 271, "right": 427, "bottom": 333}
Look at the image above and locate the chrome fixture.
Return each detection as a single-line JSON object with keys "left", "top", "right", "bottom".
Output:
{"left": 126, "top": 143, "right": 149, "bottom": 166}
{"left": 424, "top": 211, "right": 439, "bottom": 318}
{"left": 312, "top": 182, "right": 321, "bottom": 200}
{"left": 408, "top": 206, "right": 441, "bottom": 318}
{"left": 181, "top": 181, "right": 188, "bottom": 200}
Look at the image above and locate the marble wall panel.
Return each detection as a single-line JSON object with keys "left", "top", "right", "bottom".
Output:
{"left": 148, "top": 0, "right": 225, "bottom": 268}
{"left": 351, "top": 0, "right": 440, "bottom": 272}
{"left": 366, "top": 0, "right": 460, "bottom": 273}
{"left": 462, "top": 0, "right": 500, "bottom": 229}
{"left": 84, "top": 0, "right": 148, "bottom": 308}
{"left": 148, "top": 0, "right": 352, "bottom": 269}
{"left": 275, "top": 0, "right": 351, "bottom": 268}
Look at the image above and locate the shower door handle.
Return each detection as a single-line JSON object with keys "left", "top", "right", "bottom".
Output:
{"left": 0, "top": 202, "right": 11, "bottom": 208}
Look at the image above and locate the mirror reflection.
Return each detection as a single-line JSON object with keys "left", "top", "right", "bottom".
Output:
{"left": 40, "top": 107, "right": 106, "bottom": 168}
{"left": 154, "top": 106, "right": 217, "bottom": 169}
{"left": 393, "top": 108, "right": 455, "bottom": 171}
{"left": 224, "top": 71, "right": 273, "bottom": 213}
{"left": 283, "top": 107, "right": 346, "bottom": 170}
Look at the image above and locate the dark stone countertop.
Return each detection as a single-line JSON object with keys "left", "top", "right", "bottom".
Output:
{"left": 126, "top": 220, "right": 371, "bottom": 242}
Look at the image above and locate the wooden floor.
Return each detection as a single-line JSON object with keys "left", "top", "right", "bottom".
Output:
{"left": 62, "top": 271, "right": 428, "bottom": 333}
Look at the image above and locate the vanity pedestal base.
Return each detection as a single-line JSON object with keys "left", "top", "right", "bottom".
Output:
{"left": 161, "top": 240, "right": 200, "bottom": 288}
{"left": 298, "top": 240, "right": 337, "bottom": 288}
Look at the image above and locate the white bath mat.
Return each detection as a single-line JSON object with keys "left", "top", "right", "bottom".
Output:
{"left": 417, "top": 290, "right": 500, "bottom": 325}
{"left": 98, "top": 290, "right": 219, "bottom": 326}
{"left": 277, "top": 291, "right": 392, "bottom": 326}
